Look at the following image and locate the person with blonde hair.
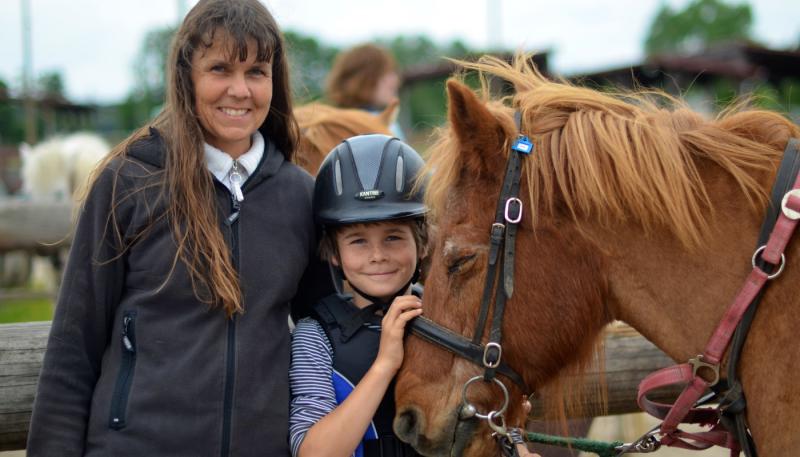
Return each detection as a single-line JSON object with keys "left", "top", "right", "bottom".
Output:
{"left": 26, "top": 1, "right": 329, "bottom": 455}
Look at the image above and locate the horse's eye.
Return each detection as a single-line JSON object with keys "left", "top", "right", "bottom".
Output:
{"left": 447, "top": 254, "right": 477, "bottom": 274}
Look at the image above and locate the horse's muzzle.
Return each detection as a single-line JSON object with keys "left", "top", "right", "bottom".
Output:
{"left": 394, "top": 405, "right": 480, "bottom": 457}
{"left": 394, "top": 405, "right": 429, "bottom": 451}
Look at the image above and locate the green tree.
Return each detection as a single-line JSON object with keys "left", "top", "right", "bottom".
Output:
{"left": 118, "top": 26, "right": 176, "bottom": 130}
{"left": 378, "top": 36, "right": 471, "bottom": 130}
{"left": 37, "top": 71, "right": 65, "bottom": 98}
{"left": 645, "top": 0, "right": 753, "bottom": 55}
{"left": 284, "top": 31, "right": 339, "bottom": 102}
{"left": 135, "top": 26, "right": 176, "bottom": 101}
{"left": 0, "top": 79, "right": 25, "bottom": 144}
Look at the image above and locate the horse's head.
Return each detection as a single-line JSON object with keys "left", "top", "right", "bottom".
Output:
{"left": 394, "top": 74, "right": 611, "bottom": 456}
{"left": 294, "top": 102, "right": 396, "bottom": 176}
{"left": 20, "top": 137, "right": 72, "bottom": 201}
{"left": 20, "top": 133, "right": 109, "bottom": 203}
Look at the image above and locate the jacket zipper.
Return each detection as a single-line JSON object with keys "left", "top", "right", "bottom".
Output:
{"left": 109, "top": 311, "right": 137, "bottom": 430}
{"left": 221, "top": 190, "right": 241, "bottom": 457}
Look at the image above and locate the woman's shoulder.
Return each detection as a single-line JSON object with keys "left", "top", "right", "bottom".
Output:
{"left": 86, "top": 129, "right": 167, "bottom": 210}
{"left": 280, "top": 159, "right": 315, "bottom": 187}
{"left": 124, "top": 127, "right": 167, "bottom": 170}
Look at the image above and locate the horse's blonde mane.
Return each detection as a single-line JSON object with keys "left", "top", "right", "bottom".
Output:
{"left": 426, "top": 55, "right": 800, "bottom": 247}
{"left": 294, "top": 103, "right": 393, "bottom": 174}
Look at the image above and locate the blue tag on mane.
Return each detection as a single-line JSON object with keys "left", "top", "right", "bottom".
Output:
{"left": 512, "top": 135, "right": 533, "bottom": 154}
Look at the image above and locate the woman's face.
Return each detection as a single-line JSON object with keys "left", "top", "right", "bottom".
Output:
{"left": 372, "top": 71, "right": 400, "bottom": 108}
{"left": 191, "top": 33, "right": 273, "bottom": 157}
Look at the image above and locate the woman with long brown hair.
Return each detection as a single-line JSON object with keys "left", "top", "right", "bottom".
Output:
{"left": 26, "top": 1, "right": 329, "bottom": 455}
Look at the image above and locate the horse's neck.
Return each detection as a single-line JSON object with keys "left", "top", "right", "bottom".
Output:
{"left": 595, "top": 203, "right": 764, "bottom": 363}
{"left": 591, "top": 179, "right": 800, "bottom": 453}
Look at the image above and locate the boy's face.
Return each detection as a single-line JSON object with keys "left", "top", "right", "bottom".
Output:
{"left": 333, "top": 221, "right": 418, "bottom": 305}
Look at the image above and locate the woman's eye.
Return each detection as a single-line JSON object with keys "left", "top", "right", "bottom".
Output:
{"left": 248, "top": 68, "right": 266, "bottom": 76}
{"left": 349, "top": 238, "right": 366, "bottom": 245}
{"left": 386, "top": 235, "right": 402, "bottom": 242}
{"left": 447, "top": 254, "right": 476, "bottom": 274}
{"left": 210, "top": 65, "right": 226, "bottom": 73}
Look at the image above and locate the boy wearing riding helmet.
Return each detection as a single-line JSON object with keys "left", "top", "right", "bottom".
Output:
{"left": 289, "top": 134, "right": 426, "bottom": 457}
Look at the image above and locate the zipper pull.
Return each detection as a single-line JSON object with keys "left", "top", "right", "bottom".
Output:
{"left": 122, "top": 316, "right": 134, "bottom": 353}
{"left": 229, "top": 161, "right": 244, "bottom": 202}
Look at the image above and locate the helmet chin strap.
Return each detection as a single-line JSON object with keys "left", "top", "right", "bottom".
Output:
{"left": 327, "top": 262, "right": 346, "bottom": 295}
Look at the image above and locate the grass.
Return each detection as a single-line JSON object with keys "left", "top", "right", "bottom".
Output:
{"left": 0, "top": 297, "right": 54, "bottom": 323}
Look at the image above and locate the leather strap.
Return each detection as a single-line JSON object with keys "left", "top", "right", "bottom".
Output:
{"left": 724, "top": 137, "right": 800, "bottom": 457}
{"left": 408, "top": 111, "right": 532, "bottom": 394}
{"left": 637, "top": 138, "right": 800, "bottom": 452}
{"left": 410, "top": 316, "right": 527, "bottom": 389}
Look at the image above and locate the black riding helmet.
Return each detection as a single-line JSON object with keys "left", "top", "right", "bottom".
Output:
{"left": 313, "top": 134, "right": 427, "bottom": 226}
{"left": 314, "top": 134, "right": 427, "bottom": 305}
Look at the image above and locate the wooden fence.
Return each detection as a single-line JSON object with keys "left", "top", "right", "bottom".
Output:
{"left": 0, "top": 200, "right": 73, "bottom": 254}
{"left": 0, "top": 201, "right": 683, "bottom": 451}
{"left": 0, "top": 321, "right": 680, "bottom": 451}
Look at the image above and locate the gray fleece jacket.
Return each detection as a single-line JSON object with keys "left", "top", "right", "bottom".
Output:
{"left": 26, "top": 128, "right": 331, "bottom": 457}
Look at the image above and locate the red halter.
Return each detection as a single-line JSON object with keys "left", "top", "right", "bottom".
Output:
{"left": 637, "top": 139, "right": 800, "bottom": 455}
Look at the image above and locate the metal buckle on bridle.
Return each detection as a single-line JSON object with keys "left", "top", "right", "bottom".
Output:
{"left": 491, "top": 222, "right": 506, "bottom": 238}
{"left": 781, "top": 189, "right": 800, "bottom": 220}
{"left": 483, "top": 342, "right": 502, "bottom": 368}
{"left": 751, "top": 245, "right": 786, "bottom": 280}
{"left": 504, "top": 198, "right": 523, "bottom": 224}
{"left": 688, "top": 354, "right": 720, "bottom": 387}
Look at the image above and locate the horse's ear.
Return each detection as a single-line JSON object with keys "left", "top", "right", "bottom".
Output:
{"left": 378, "top": 98, "right": 400, "bottom": 127}
{"left": 446, "top": 80, "right": 505, "bottom": 176}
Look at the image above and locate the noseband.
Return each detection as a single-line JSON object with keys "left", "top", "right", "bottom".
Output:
{"left": 409, "top": 112, "right": 532, "bottom": 441}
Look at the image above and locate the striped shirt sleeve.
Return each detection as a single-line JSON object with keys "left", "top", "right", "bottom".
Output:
{"left": 289, "top": 318, "right": 337, "bottom": 457}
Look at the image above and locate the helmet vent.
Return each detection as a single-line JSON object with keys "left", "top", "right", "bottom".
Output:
{"left": 334, "top": 158, "right": 343, "bottom": 196}
{"left": 352, "top": 147, "right": 382, "bottom": 191}
{"left": 395, "top": 155, "right": 404, "bottom": 192}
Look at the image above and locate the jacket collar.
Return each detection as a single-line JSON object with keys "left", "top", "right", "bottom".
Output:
{"left": 127, "top": 127, "right": 286, "bottom": 188}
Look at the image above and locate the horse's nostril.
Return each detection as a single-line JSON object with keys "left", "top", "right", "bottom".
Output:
{"left": 393, "top": 407, "right": 421, "bottom": 446}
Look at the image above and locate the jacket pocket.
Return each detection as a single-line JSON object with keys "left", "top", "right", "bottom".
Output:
{"left": 109, "top": 311, "right": 137, "bottom": 430}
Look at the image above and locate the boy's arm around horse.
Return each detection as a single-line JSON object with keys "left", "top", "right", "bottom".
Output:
{"left": 26, "top": 160, "right": 132, "bottom": 456}
{"left": 297, "top": 295, "right": 422, "bottom": 457}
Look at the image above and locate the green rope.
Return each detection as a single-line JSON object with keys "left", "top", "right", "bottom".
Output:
{"left": 525, "top": 431, "right": 623, "bottom": 457}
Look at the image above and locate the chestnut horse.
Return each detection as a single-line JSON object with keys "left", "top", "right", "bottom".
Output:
{"left": 393, "top": 55, "right": 800, "bottom": 456}
{"left": 294, "top": 101, "right": 396, "bottom": 175}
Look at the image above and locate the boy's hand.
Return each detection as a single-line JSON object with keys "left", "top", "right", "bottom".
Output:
{"left": 374, "top": 295, "right": 422, "bottom": 374}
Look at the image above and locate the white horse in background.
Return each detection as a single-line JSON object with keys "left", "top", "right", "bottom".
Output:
{"left": 20, "top": 132, "right": 110, "bottom": 204}
{"left": 1, "top": 132, "right": 110, "bottom": 289}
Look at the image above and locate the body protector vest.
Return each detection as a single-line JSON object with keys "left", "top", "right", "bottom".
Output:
{"left": 312, "top": 290, "right": 422, "bottom": 457}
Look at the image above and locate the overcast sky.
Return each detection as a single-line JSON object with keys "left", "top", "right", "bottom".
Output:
{"left": 1, "top": 0, "right": 798, "bottom": 104}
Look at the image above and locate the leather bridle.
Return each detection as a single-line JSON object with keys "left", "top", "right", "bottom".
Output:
{"left": 408, "top": 112, "right": 532, "bottom": 445}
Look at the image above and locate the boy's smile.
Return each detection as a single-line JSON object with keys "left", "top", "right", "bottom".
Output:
{"left": 334, "top": 221, "right": 418, "bottom": 308}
